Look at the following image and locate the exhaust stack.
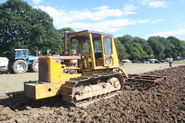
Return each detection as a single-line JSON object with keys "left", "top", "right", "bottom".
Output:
{"left": 64, "top": 30, "right": 69, "bottom": 55}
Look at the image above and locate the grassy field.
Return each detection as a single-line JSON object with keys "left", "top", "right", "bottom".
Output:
{"left": 159, "top": 60, "right": 185, "bottom": 65}
{"left": 173, "top": 60, "right": 185, "bottom": 64}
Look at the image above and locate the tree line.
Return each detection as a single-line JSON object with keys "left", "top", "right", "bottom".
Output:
{"left": 1, "top": 0, "right": 185, "bottom": 61}
{"left": 116, "top": 35, "right": 185, "bottom": 61}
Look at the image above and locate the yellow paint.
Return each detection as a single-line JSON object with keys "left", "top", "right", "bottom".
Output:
{"left": 35, "top": 82, "right": 63, "bottom": 99}
{"left": 39, "top": 56, "right": 81, "bottom": 83}
{"left": 25, "top": 72, "right": 81, "bottom": 100}
{"left": 89, "top": 33, "right": 96, "bottom": 69}
{"left": 111, "top": 37, "right": 119, "bottom": 67}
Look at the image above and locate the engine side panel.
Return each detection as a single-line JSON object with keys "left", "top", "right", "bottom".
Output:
{"left": 24, "top": 56, "right": 81, "bottom": 99}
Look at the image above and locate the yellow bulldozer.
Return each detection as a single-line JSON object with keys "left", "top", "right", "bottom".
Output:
{"left": 24, "top": 30, "right": 165, "bottom": 106}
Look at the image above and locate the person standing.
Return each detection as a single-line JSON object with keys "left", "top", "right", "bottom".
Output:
{"left": 168, "top": 57, "right": 173, "bottom": 67}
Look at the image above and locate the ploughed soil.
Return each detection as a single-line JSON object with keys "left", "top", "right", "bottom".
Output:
{"left": 0, "top": 66, "right": 185, "bottom": 123}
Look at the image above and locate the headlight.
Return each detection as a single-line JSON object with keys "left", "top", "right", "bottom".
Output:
{"left": 105, "top": 56, "right": 112, "bottom": 64}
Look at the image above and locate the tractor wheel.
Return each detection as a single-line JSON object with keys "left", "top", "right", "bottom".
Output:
{"left": 12, "top": 60, "right": 28, "bottom": 74}
{"left": 31, "top": 60, "right": 39, "bottom": 72}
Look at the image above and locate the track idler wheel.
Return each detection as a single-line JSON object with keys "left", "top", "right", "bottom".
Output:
{"left": 107, "top": 77, "right": 120, "bottom": 88}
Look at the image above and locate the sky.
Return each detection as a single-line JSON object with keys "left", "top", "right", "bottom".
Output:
{"left": 1, "top": 0, "right": 185, "bottom": 40}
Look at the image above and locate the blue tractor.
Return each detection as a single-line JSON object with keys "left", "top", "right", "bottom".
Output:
{"left": 9, "top": 49, "right": 39, "bottom": 74}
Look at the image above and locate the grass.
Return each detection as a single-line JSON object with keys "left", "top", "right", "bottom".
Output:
{"left": 173, "top": 60, "right": 185, "bottom": 64}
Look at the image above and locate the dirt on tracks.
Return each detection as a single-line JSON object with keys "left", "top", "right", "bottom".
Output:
{"left": 0, "top": 66, "right": 185, "bottom": 122}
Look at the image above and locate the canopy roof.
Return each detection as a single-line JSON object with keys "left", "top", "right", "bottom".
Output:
{"left": 69, "top": 30, "right": 112, "bottom": 39}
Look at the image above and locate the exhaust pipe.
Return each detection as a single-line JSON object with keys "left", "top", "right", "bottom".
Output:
{"left": 64, "top": 30, "right": 69, "bottom": 55}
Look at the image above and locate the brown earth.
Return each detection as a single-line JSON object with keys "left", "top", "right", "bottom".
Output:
{"left": 0, "top": 66, "right": 185, "bottom": 123}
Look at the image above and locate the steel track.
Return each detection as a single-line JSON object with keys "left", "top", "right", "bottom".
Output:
{"left": 61, "top": 71, "right": 124, "bottom": 107}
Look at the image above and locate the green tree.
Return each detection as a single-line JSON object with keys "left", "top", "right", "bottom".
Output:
{"left": 133, "top": 37, "right": 153, "bottom": 58}
{"left": 180, "top": 41, "right": 185, "bottom": 57}
{"left": 157, "top": 37, "right": 175, "bottom": 58}
{"left": 117, "top": 35, "right": 134, "bottom": 59}
{"left": 167, "top": 36, "right": 184, "bottom": 58}
{"left": 117, "top": 35, "right": 133, "bottom": 49}
{"left": 117, "top": 35, "right": 148, "bottom": 60}
{"left": 114, "top": 38, "right": 127, "bottom": 60}
{"left": 128, "top": 43, "right": 148, "bottom": 60}
{"left": 147, "top": 36, "right": 165, "bottom": 59}
{"left": 0, "top": 0, "right": 63, "bottom": 56}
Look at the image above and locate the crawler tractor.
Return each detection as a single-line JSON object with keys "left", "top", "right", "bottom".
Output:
{"left": 24, "top": 30, "right": 165, "bottom": 106}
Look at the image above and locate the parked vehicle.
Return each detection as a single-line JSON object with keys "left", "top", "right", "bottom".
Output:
{"left": 0, "top": 49, "right": 39, "bottom": 74}
{"left": 0, "top": 57, "right": 9, "bottom": 72}
{"left": 145, "top": 59, "right": 160, "bottom": 64}
{"left": 122, "top": 59, "right": 132, "bottom": 63}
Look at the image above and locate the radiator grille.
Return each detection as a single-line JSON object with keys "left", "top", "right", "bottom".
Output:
{"left": 39, "top": 59, "right": 49, "bottom": 82}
